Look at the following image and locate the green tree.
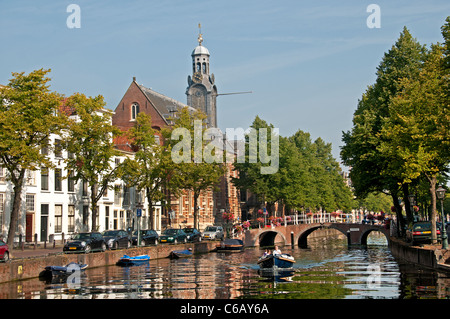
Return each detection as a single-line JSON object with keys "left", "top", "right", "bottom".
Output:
{"left": 232, "top": 116, "right": 281, "bottom": 214}
{"left": 166, "top": 107, "right": 226, "bottom": 230}
{"left": 64, "top": 93, "right": 122, "bottom": 232}
{"left": 341, "top": 27, "right": 426, "bottom": 234}
{"left": 123, "top": 113, "right": 179, "bottom": 229}
{"left": 0, "top": 69, "right": 66, "bottom": 249}
{"left": 381, "top": 43, "right": 450, "bottom": 242}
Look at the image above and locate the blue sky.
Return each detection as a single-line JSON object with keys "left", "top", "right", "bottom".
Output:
{"left": 1, "top": 1, "right": 449, "bottom": 167}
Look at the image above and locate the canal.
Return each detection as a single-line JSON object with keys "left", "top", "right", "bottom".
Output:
{"left": 1, "top": 230, "right": 450, "bottom": 299}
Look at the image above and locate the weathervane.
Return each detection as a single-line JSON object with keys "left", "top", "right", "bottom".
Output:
{"left": 198, "top": 23, "right": 203, "bottom": 46}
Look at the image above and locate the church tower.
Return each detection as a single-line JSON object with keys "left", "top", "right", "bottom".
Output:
{"left": 186, "top": 24, "right": 218, "bottom": 127}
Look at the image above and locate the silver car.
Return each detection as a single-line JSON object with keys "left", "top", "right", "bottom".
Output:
{"left": 202, "top": 226, "right": 224, "bottom": 240}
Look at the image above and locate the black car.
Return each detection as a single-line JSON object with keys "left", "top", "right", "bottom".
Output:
{"left": 63, "top": 232, "right": 106, "bottom": 254}
{"left": 102, "top": 230, "right": 131, "bottom": 250}
{"left": 183, "top": 228, "right": 202, "bottom": 242}
{"left": 406, "top": 221, "right": 442, "bottom": 245}
{"left": 159, "top": 228, "right": 188, "bottom": 244}
{"left": 132, "top": 229, "right": 159, "bottom": 246}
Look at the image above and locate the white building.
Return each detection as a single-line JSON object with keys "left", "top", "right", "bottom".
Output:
{"left": 0, "top": 110, "right": 155, "bottom": 244}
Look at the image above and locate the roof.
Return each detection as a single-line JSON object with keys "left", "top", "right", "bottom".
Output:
{"left": 192, "top": 45, "right": 210, "bottom": 56}
{"left": 136, "top": 82, "right": 197, "bottom": 123}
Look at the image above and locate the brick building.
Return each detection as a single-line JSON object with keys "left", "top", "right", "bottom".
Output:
{"left": 111, "top": 31, "right": 241, "bottom": 231}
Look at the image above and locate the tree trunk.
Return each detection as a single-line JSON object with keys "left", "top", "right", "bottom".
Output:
{"left": 7, "top": 183, "right": 23, "bottom": 251}
{"left": 147, "top": 188, "right": 154, "bottom": 230}
{"left": 7, "top": 169, "right": 26, "bottom": 251}
{"left": 402, "top": 183, "right": 414, "bottom": 225}
{"left": 391, "top": 191, "right": 404, "bottom": 237}
{"left": 427, "top": 174, "right": 438, "bottom": 244}
{"left": 90, "top": 185, "right": 98, "bottom": 232}
{"left": 193, "top": 192, "right": 199, "bottom": 230}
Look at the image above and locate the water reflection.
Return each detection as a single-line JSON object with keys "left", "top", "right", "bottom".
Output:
{"left": 1, "top": 231, "right": 450, "bottom": 299}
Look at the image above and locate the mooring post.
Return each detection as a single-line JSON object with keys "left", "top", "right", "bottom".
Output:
{"left": 291, "top": 231, "right": 294, "bottom": 248}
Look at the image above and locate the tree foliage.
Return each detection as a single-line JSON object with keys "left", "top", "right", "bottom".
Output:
{"left": 0, "top": 69, "right": 67, "bottom": 248}
{"left": 341, "top": 20, "right": 450, "bottom": 241}
{"left": 233, "top": 116, "right": 353, "bottom": 216}
{"left": 64, "top": 93, "right": 122, "bottom": 232}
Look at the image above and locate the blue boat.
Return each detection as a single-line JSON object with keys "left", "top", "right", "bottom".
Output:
{"left": 257, "top": 253, "right": 295, "bottom": 269}
{"left": 169, "top": 248, "right": 193, "bottom": 259}
{"left": 116, "top": 254, "right": 150, "bottom": 266}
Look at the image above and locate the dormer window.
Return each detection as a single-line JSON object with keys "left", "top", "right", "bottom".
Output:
{"left": 131, "top": 103, "right": 139, "bottom": 120}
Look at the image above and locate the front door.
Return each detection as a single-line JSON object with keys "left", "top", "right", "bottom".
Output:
{"left": 26, "top": 213, "right": 33, "bottom": 242}
{"left": 40, "top": 204, "right": 49, "bottom": 241}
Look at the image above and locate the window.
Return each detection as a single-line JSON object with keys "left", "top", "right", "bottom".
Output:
{"left": 68, "top": 171, "right": 75, "bottom": 192}
{"left": 54, "top": 205, "right": 62, "bottom": 233}
{"left": 0, "top": 166, "right": 5, "bottom": 182}
{"left": 131, "top": 103, "right": 139, "bottom": 120}
{"left": 55, "top": 168, "right": 62, "bottom": 191}
{"left": 68, "top": 205, "right": 75, "bottom": 233}
{"left": 41, "top": 138, "right": 49, "bottom": 155}
{"left": 26, "top": 194, "right": 35, "bottom": 212}
{"left": 123, "top": 186, "right": 130, "bottom": 206}
{"left": 54, "top": 139, "right": 62, "bottom": 158}
{"left": 82, "top": 179, "right": 88, "bottom": 196}
{"left": 114, "top": 185, "right": 121, "bottom": 205}
{"left": 83, "top": 205, "right": 89, "bottom": 229}
{"left": 105, "top": 206, "right": 110, "bottom": 231}
{"left": 41, "top": 167, "right": 49, "bottom": 190}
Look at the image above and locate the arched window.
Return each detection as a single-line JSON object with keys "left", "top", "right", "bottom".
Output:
{"left": 202, "top": 63, "right": 206, "bottom": 73}
{"left": 131, "top": 103, "right": 139, "bottom": 120}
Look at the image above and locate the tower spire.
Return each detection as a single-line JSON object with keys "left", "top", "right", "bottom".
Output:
{"left": 197, "top": 23, "right": 203, "bottom": 46}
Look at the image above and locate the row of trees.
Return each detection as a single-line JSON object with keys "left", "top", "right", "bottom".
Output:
{"left": 341, "top": 17, "right": 450, "bottom": 241}
{"left": 232, "top": 116, "right": 354, "bottom": 216}
{"left": 0, "top": 69, "right": 225, "bottom": 251}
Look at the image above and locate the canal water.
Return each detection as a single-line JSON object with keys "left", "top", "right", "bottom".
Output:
{"left": 2, "top": 231, "right": 450, "bottom": 299}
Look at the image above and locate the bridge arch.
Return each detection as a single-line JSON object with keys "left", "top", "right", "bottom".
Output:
{"left": 258, "top": 230, "right": 287, "bottom": 247}
{"left": 297, "top": 225, "right": 349, "bottom": 248}
{"left": 359, "top": 228, "right": 389, "bottom": 246}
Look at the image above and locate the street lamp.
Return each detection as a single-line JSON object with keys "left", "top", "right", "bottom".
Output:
{"left": 436, "top": 186, "right": 448, "bottom": 249}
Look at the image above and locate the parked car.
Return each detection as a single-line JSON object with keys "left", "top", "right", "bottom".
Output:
{"left": 159, "top": 228, "right": 187, "bottom": 244}
{"left": 0, "top": 240, "right": 9, "bottom": 262}
{"left": 131, "top": 229, "right": 159, "bottom": 246}
{"left": 102, "top": 230, "right": 131, "bottom": 250}
{"left": 202, "top": 225, "right": 224, "bottom": 240}
{"left": 183, "top": 228, "right": 202, "bottom": 242}
{"left": 63, "top": 232, "right": 107, "bottom": 254}
{"left": 406, "top": 221, "right": 442, "bottom": 245}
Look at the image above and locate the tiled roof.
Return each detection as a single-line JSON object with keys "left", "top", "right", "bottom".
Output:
{"left": 136, "top": 83, "right": 196, "bottom": 124}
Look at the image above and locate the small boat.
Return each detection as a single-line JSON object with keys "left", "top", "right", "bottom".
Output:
{"left": 169, "top": 248, "right": 193, "bottom": 259}
{"left": 40, "top": 262, "right": 88, "bottom": 278}
{"left": 116, "top": 254, "right": 150, "bottom": 266}
{"left": 257, "top": 253, "right": 295, "bottom": 269}
{"left": 215, "top": 238, "right": 244, "bottom": 252}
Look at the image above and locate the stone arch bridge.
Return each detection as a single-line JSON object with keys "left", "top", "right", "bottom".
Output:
{"left": 242, "top": 223, "right": 390, "bottom": 248}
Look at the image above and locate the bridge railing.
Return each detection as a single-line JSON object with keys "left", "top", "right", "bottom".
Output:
{"left": 284, "top": 213, "right": 361, "bottom": 225}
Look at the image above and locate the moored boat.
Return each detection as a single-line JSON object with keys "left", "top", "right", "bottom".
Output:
{"left": 40, "top": 262, "right": 88, "bottom": 278}
{"left": 215, "top": 238, "right": 244, "bottom": 252}
{"left": 116, "top": 254, "right": 150, "bottom": 266}
{"left": 169, "top": 248, "right": 193, "bottom": 259}
{"left": 257, "top": 253, "right": 295, "bottom": 269}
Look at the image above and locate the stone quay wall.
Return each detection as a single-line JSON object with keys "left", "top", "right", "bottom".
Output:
{"left": 0, "top": 241, "right": 217, "bottom": 284}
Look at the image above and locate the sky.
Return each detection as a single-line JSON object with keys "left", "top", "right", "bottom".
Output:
{"left": 1, "top": 0, "right": 449, "bottom": 169}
